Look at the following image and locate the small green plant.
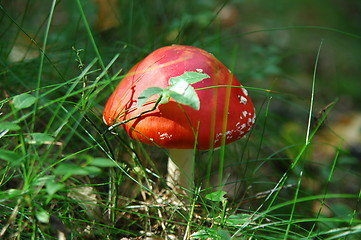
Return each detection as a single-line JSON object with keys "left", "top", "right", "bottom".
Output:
{"left": 191, "top": 191, "right": 257, "bottom": 239}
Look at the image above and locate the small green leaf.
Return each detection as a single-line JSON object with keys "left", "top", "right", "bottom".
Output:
{"left": 225, "top": 214, "right": 253, "bottom": 227}
{"left": 36, "top": 210, "right": 49, "bottom": 223}
{"left": 13, "top": 93, "right": 37, "bottom": 109}
{"left": 169, "top": 71, "right": 209, "bottom": 85}
{"left": 53, "top": 163, "right": 101, "bottom": 177}
{"left": 217, "top": 229, "right": 232, "bottom": 240}
{"left": 205, "top": 190, "right": 228, "bottom": 202}
{"left": 0, "top": 121, "right": 21, "bottom": 131}
{"left": 137, "top": 87, "right": 163, "bottom": 108}
{"left": 169, "top": 79, "right": 200, "bottom": 110}
{"left": 0, "top": 149, "right": 23, "bottom": 167}
{"left": 0, "top": 149, "right": 20, "bottom": 162}
{"left": 27, "top": 133, "right": 55, "bottom": 145}
{"left": 0, "top": 189, "right": 22, "bottom": 201}
{"left": 190, "top": 229, "right": 219, "bottom": 239}
{"left": 89, "top": 158, "right": 117, "bottom": 167}
{"left": 45, "top": 180, "right": 65, "bottom": 196}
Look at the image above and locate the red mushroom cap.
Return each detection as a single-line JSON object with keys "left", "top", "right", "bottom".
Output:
{"left": 103, "top": 45, "right": 255, "bottom": 150}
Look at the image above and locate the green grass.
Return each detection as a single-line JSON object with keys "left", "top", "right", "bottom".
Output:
{"left": 1, "top": 0, "right": 361, "bottom": 239}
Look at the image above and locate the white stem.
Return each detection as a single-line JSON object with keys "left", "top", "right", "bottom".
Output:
{"left": 167, "top": 149, "right": 194, "bottom": 197}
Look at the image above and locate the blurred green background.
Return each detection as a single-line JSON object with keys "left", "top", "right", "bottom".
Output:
{"left": 1, "top": 0, "right": 361, "bottom": 238}
{"left": 2, "top": 0, "right": 361, "bottom": 116}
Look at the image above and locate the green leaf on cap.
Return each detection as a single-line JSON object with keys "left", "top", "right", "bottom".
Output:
{"left": 169, "top": 71, "right": 209, "bottom": 85}
{"left": 168, "top": 79, "right": 200, "bottom": 110}
{"left": 167, "top": 71, "right": 209, "bottom": 110}
{"left": 137, "top": 87, "right": 163, "bottom": 108}
{"left": 136, "top": 71, "right": 209, "bottom": 111}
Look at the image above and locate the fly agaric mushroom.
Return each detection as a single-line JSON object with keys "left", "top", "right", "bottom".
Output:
{"left": 103, "top": 45, "right": 255, "bottom": 198}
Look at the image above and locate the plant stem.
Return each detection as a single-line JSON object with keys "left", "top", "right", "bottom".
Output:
{"left": 167, "top": 149, "right": 194, "bottom": 198}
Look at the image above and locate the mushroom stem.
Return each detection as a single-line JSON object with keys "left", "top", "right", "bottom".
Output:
{"left": 167, "top": 149, "right": 195, "bottom": 197}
